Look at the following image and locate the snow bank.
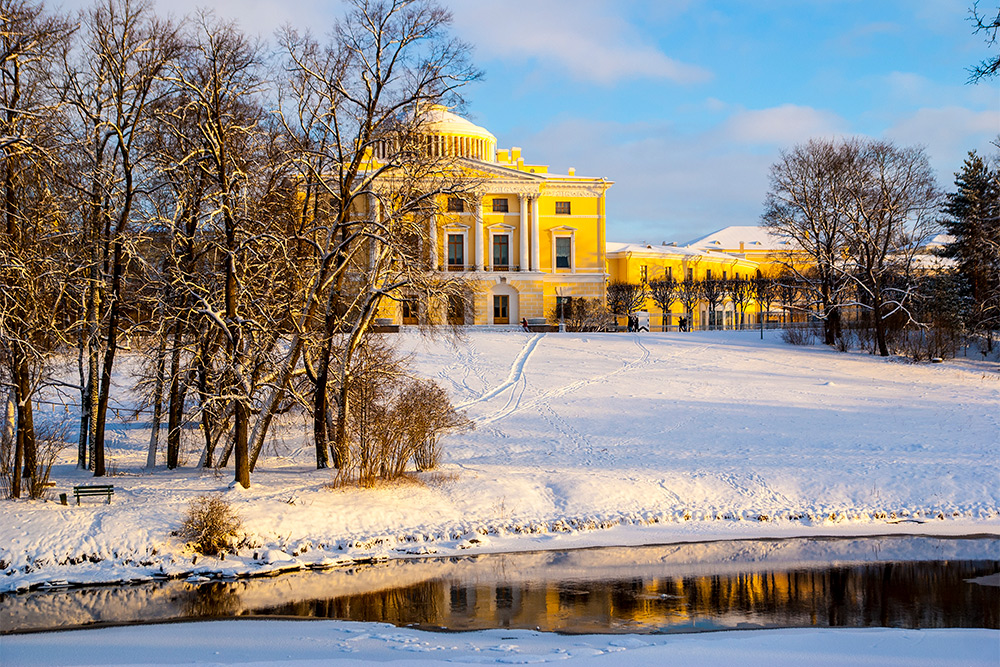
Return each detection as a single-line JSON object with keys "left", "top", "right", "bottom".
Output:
{"left": 2, "top": 330, "right": 997, "bottom": 591}
{"left": 4, "top": 620, "right": 998, "bottom": 666}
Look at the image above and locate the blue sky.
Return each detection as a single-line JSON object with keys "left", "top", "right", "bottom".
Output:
{"left": 58, "top": 0, "right": 999, "bottom": 243}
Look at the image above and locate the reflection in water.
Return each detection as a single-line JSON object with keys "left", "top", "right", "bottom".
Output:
{"left": 2, "top": 536, "right": 998, "bottom": 634}
{"left": 259, "top": 560, "right": 999, "bottom": 634}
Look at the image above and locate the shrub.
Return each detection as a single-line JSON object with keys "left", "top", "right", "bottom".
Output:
{"left": 179, "top": 495, "right": 242, "bottom": 556}
{"left": 338, "top": 339, "right": 473, "bottom": 486}
{"left": 546, "top": 298, "right": 615, "bottom": 332}
{"left": 782, "top": 324, "right": 816, "bottom": 345}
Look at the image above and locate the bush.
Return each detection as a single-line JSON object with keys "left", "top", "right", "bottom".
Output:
{"left": 338, "top": 339, "right": 473, "bottom": 486}
{"left": 546, "top": 298, "right": 615, "bottom": 332}
{"left": 179, "top": 495, "right": 242, "bottom": 556}
{"left": 782, "top": 324, "right": 816, "bottom": 345}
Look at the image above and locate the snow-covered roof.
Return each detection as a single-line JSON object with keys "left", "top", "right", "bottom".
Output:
{"left": 685, "top": 225, "right": 797, "bottom": 251}
{"left": 605, "top": 241, "right": 754, "bottom": 263}
{"left": 918, "top": 233, "right": 954, "bottom": 252}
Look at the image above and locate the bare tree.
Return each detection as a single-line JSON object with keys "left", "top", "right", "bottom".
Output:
{"left": 605, "top": 280, "right": 646, "bottom": 319}
{"left": 157, "top": 13, "right": 295, "bottom": 487}
{"left": 840, "top": 140, "right": 940, "bottom": 356}
{"left": 725, "top": 276, "right": 754, "bottom": 330}
{"left": 0, "top": 0, "right": 73, "bottom": 496}
{"left": 676, "top": 279, "right": 700, "bottom": 331}
{"left": 752, "top": 273, "right": 779, "bottom": 339}
{"left": 648, "top": 274, "right": 678, "bottom": 330}
{"left": 269, "top": 0, "right": 479, "bottom": 472}
{"left": 60, "top": 0, "right": 182, "bottom": 476}
{"left": 698, "top": 278, "right": 727, "bottom": 330}
{"left": 969, "top": 1, "right": 1000, "bottom": 82}
{"left": 763, "top": 139, "right": 856, "bottom": 344}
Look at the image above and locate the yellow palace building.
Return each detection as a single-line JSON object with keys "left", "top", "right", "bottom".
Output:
{"left": 376, "top": 107, "right": 775, "bottom": 328}
{"left": 387, "top": 105, "right": 613, "bottom": 326}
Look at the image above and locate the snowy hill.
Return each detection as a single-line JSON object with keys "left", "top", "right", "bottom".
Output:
{"left": 2, "top": 329, "right": 998, "bottom": 590}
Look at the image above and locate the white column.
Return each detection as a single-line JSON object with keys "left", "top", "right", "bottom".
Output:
{"left": 429, "top": 212, "right": 438, "bottom": 270}
{"left": 598, "top": 190, "right": 606, "bottom": 275}
{"left": 474, "top": 195, "right": 484, "bottom": 271}
{"left": 530, "top": 195, "right": 540, "bottom": 272}
{"left": 518, "top": 194, "right": 528, "bottom": 271}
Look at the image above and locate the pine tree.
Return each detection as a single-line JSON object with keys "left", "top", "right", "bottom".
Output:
{"left": 941, "top": 151, "right": 1000, "bottom": 350}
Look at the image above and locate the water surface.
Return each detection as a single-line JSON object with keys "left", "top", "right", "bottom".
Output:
{"left": 3, "top": 535, "right": 997, "bottom": 634}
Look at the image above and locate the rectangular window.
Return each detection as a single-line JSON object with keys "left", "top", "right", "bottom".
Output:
{"left": 492, "top": 235, "right": 509, "bottom": 269}
{"left": 640, "top": 265, "right": 648, "bottom": 283}
{"left": 666, "top": 266, "right": 673, "bottom": 281}
{"left": 555, "top": 201, "right": 571, "bottom": 215}
{"left": 447, "top": 234, "right": 464, "bottom": 270}
{"left": 493, "top": 295, "right": 509, "bottom": 324}
{"left": 492, "top": 198, "right": 509, "bottom": 213}
{"left": 687, "top": 268, "right": 693, "bottom": 281}
{"left": 555, "top": 237, "right": 571, "bottom": 269}
{"left": 402, "top": 299, "right": 418, "bottom": 325}
{"left": 706, "top": 269, "right": 713, "bottom": 280}
{"left": 447, "top": 197, "right": 464, "bottom": 213}
{"left": 722, "top": 271, "right": 728, "bottom": 280}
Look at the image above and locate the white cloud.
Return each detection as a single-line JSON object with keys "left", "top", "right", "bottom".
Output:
{"left": 448, "top": 0, "right": 710, "bottom": 85}
{"left": 723, "top": 104, "right": 847, "bottom": 146}
{"left": 885, "top": 106, "right": 1000, "bottom": 178}
{"left": 510, "top": 115, "right": 782, "bottom": 244}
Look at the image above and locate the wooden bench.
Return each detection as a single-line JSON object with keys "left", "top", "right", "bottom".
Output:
{"left": 73, "top": 484, "right": 114, "bottom": 505}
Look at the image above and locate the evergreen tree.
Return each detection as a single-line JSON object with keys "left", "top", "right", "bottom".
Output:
{"left": 941, "top": 151, "right": 1000, "bottom": 349}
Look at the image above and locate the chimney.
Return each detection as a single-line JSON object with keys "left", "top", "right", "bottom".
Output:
{"left": 511, "top": 146, "right": 521, "bottom": 161}
{"left": 497, "top": 149, "right": 509, "bottom": 163}
{"left": 568, "top": 167, "right": 576, "bottom": 176}
{"left": 739, "top": 241, "right": 745, "bottom": 252}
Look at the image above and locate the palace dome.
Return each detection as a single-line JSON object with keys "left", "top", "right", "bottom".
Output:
{"left": 417, "top": 104, "right": 496, "bottom": 162}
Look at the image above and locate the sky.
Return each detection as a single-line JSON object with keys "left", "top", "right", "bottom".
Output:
{"left": 55, "top": 0, "right": 1000, "bottom": 244}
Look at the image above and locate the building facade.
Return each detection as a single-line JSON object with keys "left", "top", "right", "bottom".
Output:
{"left": 378, "top": 105, "right": 612, "bottom": 326}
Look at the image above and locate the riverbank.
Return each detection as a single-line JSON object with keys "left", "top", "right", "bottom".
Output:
{"left": 3, "top": 330, "right": 998, "bottom": 592}
{"left": 5, "top": 620, "right": 998, "bottom": 666}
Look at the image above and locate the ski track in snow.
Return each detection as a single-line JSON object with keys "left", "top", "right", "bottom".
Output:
{"left": 476, "top": 333, "right": 658, "bottom": 427}
{"left": 457, "top": 333, "right": 544, "bottom": 411}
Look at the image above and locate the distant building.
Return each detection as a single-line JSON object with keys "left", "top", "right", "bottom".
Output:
{"left": 374, "top": 105, "right": 612, "bottom": 325}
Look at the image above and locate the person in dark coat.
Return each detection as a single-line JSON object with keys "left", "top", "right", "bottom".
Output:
{"left": 521, "top": 317, "right": 529, "bottom": 332}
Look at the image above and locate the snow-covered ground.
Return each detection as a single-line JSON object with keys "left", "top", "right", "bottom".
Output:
{"left": 4, "top": 620, "right": 998, "bottom": 666}
{"left": 2, "top": 329, "right": 998, "bottom": 591}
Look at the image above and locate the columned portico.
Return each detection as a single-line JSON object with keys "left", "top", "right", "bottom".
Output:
{"left": 429, "top": 211, "right": 438, "bottom": 268}
{"left": 474, "top": 195, "right": 484, "bottom": 270}
{"left": 530, "top": 195, "right": 540, "bottom": 272}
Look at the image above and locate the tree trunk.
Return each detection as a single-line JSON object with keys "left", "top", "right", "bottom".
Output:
{"left": 166, "top": 320, "right": 184, "bottom": 469}
{"left": 233, "top": 394, "right": 249, "bottom": 488}
{"left": 197, "top": 355, "right": 215, "bottom": 468}
{"left": 15, "top": 354, "right": 36, "bottom": 481}
{"left": 146, "top": 332, "right": 167, "bottom": 468}
{"left": 77, "top": 340, "right": 89, "bottom": 469}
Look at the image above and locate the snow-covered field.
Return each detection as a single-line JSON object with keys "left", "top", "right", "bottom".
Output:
{"left": 2, "top": 329, "right": 998, "bottom": 591}
{"left": 4, "top": 620, "right": 998, "bottom": 666}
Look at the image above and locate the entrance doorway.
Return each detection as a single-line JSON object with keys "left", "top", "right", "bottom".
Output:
{"left": 493, "top": 295, "right": 509, "bottom": 324}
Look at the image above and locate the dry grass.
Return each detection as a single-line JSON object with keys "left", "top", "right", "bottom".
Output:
{"left": 179, "top": 495, "right": 243, "bottom": 556}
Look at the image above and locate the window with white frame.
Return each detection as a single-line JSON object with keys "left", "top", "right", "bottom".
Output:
{"left": 555, "top": 237, "right": 571, "bottom": 269}
{"left": 492, "top": 234, "right": 510, "bottom": 269}
{"left": 447, "top": 233, "right": 465, "bottom": 270}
